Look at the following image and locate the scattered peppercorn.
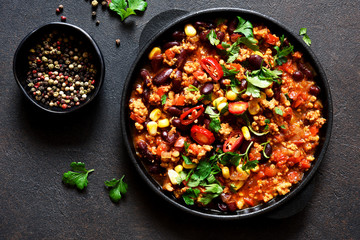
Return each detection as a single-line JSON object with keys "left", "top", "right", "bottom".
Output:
{"left": 115, "top": 39, "right": 120, "bottom": 47}
{"left": 61, "top": 16, "right": 67, "bottom": 22}
{"left": 91, "top": 0, "right": 98, "bottom": 7}
{"left": 25, "top": 31, "right": 97, "bottom": 110}
{"left": 96, "top": 20, "right": 100, "bottom": 26}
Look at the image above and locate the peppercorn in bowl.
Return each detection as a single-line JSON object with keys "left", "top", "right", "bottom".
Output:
{"left": 122, "top": 8, "right": 332, "bottom": 219}
{"left": 13, "top": 22, "right": 105, "bottom": 113}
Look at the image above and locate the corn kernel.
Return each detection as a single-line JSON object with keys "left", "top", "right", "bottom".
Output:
{"left": 226, "top": 90, "right": 237, "bottom": 101}
{"left": 260, "top": 91, "right": 267, "bottom": 99}
{"left": 182, "top": 161, "right": 197, "bottom": 169}
{"left": 241, "top": 126, "right": 251, "bottom": 141}
{"left": 175, "top": 165, "right": 183, "bottom": 173}
{"left": 232, "top": 180, "right": 245, "bottom": 190}
{"left": 184, "top": 24, "right": 197, "bottom": 37}
{"left": 148, "top": 47, "right": 161, "bottom": 60}
{"left": 217, "top": 102, "right": 228, "bottom": 113}
{"left": 147, "top": 121, "right": 158, "bottom": 136}
{"left": 222, "top": 166, "right": 230, "bottom": 179}
{"left": 248, "top": 100, "right": 260, "bottom": 115}
{"left": 158, "top": 119, "right": 170, "bottom": 128}
{"left": 149, "top": 108, "right": 162, "bottom": 121}
{"left": 212, "top": 97, "right": 227, "bottom": 108}
{"left": 168, "top": 169, "right": 180, "bottom": 185}
{"left": 251, "top": 164, "right": 260, "bottom": 173}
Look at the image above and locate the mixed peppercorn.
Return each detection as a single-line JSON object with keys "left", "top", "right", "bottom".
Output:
{"left": 26, "top": 31, "right": 97, "bottom": 110}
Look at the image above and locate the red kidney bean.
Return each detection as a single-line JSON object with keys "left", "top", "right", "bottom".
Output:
{"left": 260, "top": 143, "right": 272, "bottom": 164}
{"left": 216, "top": 31, "right": 225, "bottom": 42}
{"left": 153, "top": 68, "right": 173, "bottom": 85}
{"left": 272, "top": 83, "right": 281, "bottom": 101}
{"left": 172, "top": 31, "right": 186, "bottom": 41}
{"left": 172, "top": 70, "right": 182, "bottom": 93}
{"left": 298, "top": 62, "right": 313, "bottom": 79}
{"left": 218, "top": 203, "right": 228, "bottom": 212}
{"left": 136, "top": 140, "right": 154, "bottom": 161}
{"left": 163, "top": 41, "right": 180, "bottom": 50}
{"left": 200, "top": 83, "right": 214, "bottom": 95}
{"left": 192, "top": 80, "right": 199, "bottom": 87}
{"left": 176, "top": 49, "right": 187, "bottom": 70}
{"left": 161, "top": 130, "right": 168, "bottom": 141}
{"left": 167, "top": 106, "right": 182, "bottom": 116}
{"left": 227, "top": 201, "right": 237, "bottom": 212}
{"left": 204, "top": 118, "right": 211, "bottom": 129}
{"left": 220, "top": 192, "right": 231, "bottom": 203}
{"left": 292, "top": 71, "right": 304, "bottom": 81}
{"left": 248, "top": 54, "right": 265, "bottom": 70}
{"left": 240, "top": 79, "right": 248, "bottom": 91}
{"left": 194, "top": 21, "right": 211, "bottom": 29}
{"left": 166, "top": 132, "right": 179, "bottom": 145}
{"left": 171, "top": 118, "right": 188, "bottom": 131}
{"left": 142, "top": 88, "right": 150, "bottom": 101}
{"left": 228, "top": 18, "right": 238, "bottom": 34}
{"left": 151, "top": 54, "right": 163, "bottom": 72}
{"left": 140, "top": 69, "right": 151, "bottom": 85}
{"left": 149, "top": 164, "right": 162, "bottom": 174}
{"left": 309, "top": 85, "right": 321, "bottom": 96}
{"left": 199, "top": 30, "right": 210, "bottom": 42}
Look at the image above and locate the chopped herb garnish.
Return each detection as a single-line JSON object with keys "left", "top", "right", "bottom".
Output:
{"left": 161, "top": 94, "right": 167, "bottom": 105}
{"left": 198, "top": 93, "right": 212, "bottom": 101}
{"left": 242, "top": 160, "right": 259, "bottom": 172}
{"left": 207, "top": 29, "right": 220, "bottom": 46}
{"left": 274, "top": 107, "right": 283, "bottom": 116}
{"left": 198, "top": 184, "right": 223, "bottom": 205}
{"left": 285, "top": 93, "right": 292, "bottom": 102}
{"left": 109, "top": 0, "right": 148, "bottom": 21}
{"left": 224, "top": 36, "right": 259, "bottom": 63}
{"left": 221, "top": 64, "right": 240, "bottom": 77}
{"left": 234, "top": 16, "right": 255, "bottom": 38}
{"left": 280, "top": 124, "right": 286, "bottom": 129}
{"left": 182, "top": 188, "right": 200, "bottom": 205}
{"left": 245, "top": 66, "right": 282, "bottom": 98}
{"left": 188, "top": 84, "right": 199, "bottom": 92}
{"left": 104, "top": 175, "right": 128, "bottom": 203}
{"left": 182, "top": 154, "right": 193, "bottom": 165}
{"left": 205, "top": 106, "right": 222, "bottom": 133}
{"left": 274, "top": 36, "right": 294, "bottom": 65}
{"left": 184, "top": 141, "right": 190, "bottom": 153}
{"left": 299, "top": 28, "right": 311, "bottom": 46}
{"left": 62, "top": 162, "right": 94, "bottom": 190}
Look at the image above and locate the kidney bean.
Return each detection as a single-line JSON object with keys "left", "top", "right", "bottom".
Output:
{"left": 216, "top": 31, "right": 225, "bottom": 42}
{"left": 172, "top": 70, "right": 182, "bottom": 93}
{"left": 171, "top": 118, "right": 188, "bottom": 131}
{"left": 172, "top": 31, "right": 186, "bottom": 41}
{"left": 151, "top": 54, "right": 163, "bottom": 72}
{"left": 228, "top": 18, "right": 238, "bottom": 34}
{"left": 148, "top": 164, "right": 162, "bottom": 174}
{"left": 161, "top": 130, "right": 168, "bottom": 141}
{"left": 218, "top": 203, "right": 228, "bottom": 212}
{"left": 272, "top": 83, "right": 281, "bottom": 100}
{"left": 166, "top": 132, "right": 179, "bottom": 145}
{"left": 136, "top": 140, "right": 154, "bottom": 161}
{"left": 227, "top": 201, "right": 237, "bottom": 212}
{"left": 143, "top": 87, "right": 150, "bottom": 101}
{"left": 167, "top": 106, "right": 182, "bottom": 116}
{"left": 259, "top": 143, "right": 272, "bottom": 164}
{"left": 292, "top": 71, "right": 304, "bottom": 81}
{"left": 298, "top": 62, "right": 313, "bottom": 79}
{"left": 153, "top": 68, "right": 173, "bottom": 85}
{"left": 163, "top": 41, "right": 180, "bottom": 50}
{"left": 194, "top": 21, "right": 211, "bottom": 29}
{"left": 204, "top": 118, "right": 211, "bottom": 129}
{"left": 240, "top": 79, "right": 248, "bottom": 91}
{"left": 199, "top": 30, "right": 210, "bottom": 42}
{"left": 248, "top": 54, "right": 265, "bottom": 70}
{"left": 176, "top": 49, "right": 187, "bottom": 70}
{"left": 200, "top": 83, "right": 214, "bottom": 95}
{"left": 192, "top": 80, "right": 199, "bottom": 87}
{"left": 309, "top": 85, "right": 321, "bottom": 96}
{"left": 140, "top": 69, "right": 151, "bottom": 85}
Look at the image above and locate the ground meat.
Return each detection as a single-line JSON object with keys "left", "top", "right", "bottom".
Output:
{"left": 218, "top": 123, "right": 233, "bottom": 140}
{"left": 183, "top": 87, "right": 201, "bottom": 105}
{"left": 184, "top": 61, "right": 200, "bottom": 74}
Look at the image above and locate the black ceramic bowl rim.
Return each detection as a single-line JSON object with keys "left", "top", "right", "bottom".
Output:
{"left": 121, "top": 8, "right": 333, "bottom": 220}
{"left": 13, "top": 22, "right": 105, "bottom": 114}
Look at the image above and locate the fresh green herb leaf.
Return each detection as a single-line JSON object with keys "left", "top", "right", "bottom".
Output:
{"left": 221, "top": 64, "right": 240, "bottom": 77}
{"left": 104, "top": 175, "right": 128, "bottom": 203}
{"left": 62, "top": 162, "right": 94, "bottom": 190}
{"left": 182, "top": 188, "right": 200, "bottom": 205}
{"left": 207, "top": 29, "right": 220, "bottom": 46}
{"left": 196, "top": 161, "right": 212, "bottom": 181}
{"left": 161, "top": 94, "right": 167, "bottom": 105}
{"left": 274, "top": 107, "right": 283, "bottom": 116}
{"left": 280, "top": 124, "right": 286, "bottom": 129}
{"left": 216, "top": 18, "right": 226, "bottom": 26}
{"left": 246, "top": 73, "right": 273, "bottom": 88}
{"left": 265, "top": 119, "right": 270, "bottom": 124}
{"left": 299, "top": 28, "right": 311, "bottom": 46}
{"left": 245, "top": 82, "right": 261, "bottom": 98}
{"left": 245, "top": 66, "right": 282, "bottom": 98}
{"left": 285, "top": 93, "right": 291, "bottom": 101}
{"left": 188, "top": 84, "right": 199, "bottom": 92}
{"left": 209, "top": 117, "right": 221, "bottom": 133}
{"left": 242, "top": 160, "right": 259, "bottom": 172}
{"left": 234, "top": 16, "right": 255, "bottom": 38}
{"left": 182, "top": 154, "right": 193, "bottom": 165}
{"left": 274, "top": 43, "right": 294, "bottom": 66}
{"left": 225, "top": 37, "right": 259, "bottom": 63}
{"left": 109, "top": 0, "right": 148, "bottom": 21}
{"left": 264, "top": 125, "right": 269, "bottom": 130}
{"left": 187, "top": 173, "right": 201, "bottom": 187}
{"left": 184, "top": 141, "right": 190, "bottom": 153}
{"left": 198, "top": 184, "right": 223, "bottom": 205}
{"left": 198, "top": 93, "right": 212, "bottom": 101}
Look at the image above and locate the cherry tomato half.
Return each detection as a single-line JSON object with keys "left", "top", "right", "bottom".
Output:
{"left": 200, "top": 57, "right": 224, "bottom": 81}
{"left": 180, "top": 105, "right": 205, "bottom": 125}
{"left": 223, "top": 131, "right": 244, "bottom": 152}
{"left": 191, "top": 125, "right": 215, "bottom": 145}
{"left": 228, "top": 101, "right": 248, "bottom": 115}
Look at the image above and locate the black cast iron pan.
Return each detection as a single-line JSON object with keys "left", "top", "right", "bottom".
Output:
{"left": 121, "top": 8, "right": 333, "bottom": 220}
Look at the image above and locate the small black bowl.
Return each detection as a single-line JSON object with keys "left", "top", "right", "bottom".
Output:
{"left": 121, "top": 8, "right": 333, "bottom": 220}
{"left": 13, "top": 22, "right": 105, "bottom": 113}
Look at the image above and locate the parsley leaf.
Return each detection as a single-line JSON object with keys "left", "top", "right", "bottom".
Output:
{"left": 274, "top": 38, "right": 294, "bottom": 66}
{"left": 207, "top": 30, "right": 220, "bottom": 46}
{"left": 188, "top": 85, "right": 199, "bottom": 92}
{"left": 245, "top": 82, "right": 261, "bottom": 98}
{"left": 274, "top": 107, "right": 283, "bottom": 116}
{"left": 242, "top": 160, "right": 259, "bottom": 172}
{"left": 198, "top": 93, "right": 212, "bottom": 101}
{"left": 299, "top": 27, "right": 311, "bottom": 46}
{"left": 109, "top": 0, "right": 147, "bottom": 21}
{"left": 234, "top": 16, "right": 255, "bottom": 38}
{"left": 198, "top": 184, "right": 223, "bottom": 205}
{"left": 62, "top": 162, "right": 94, "bottom": 190}
{"left": 184, "top": 141, "right": 190, "bottom": 153}
{"left": 205, "top": 106, "right": 221, "bottom": 133}
{"left": 182, "top": 188, "right": 200, "bottom": 205}
{"left": 196, "top": 161, "right": 212, "bottom": 181}
{"left": 221, "top": 64, "right": 239, "bottom": 77}
{"left": 182, "top": 154, "right": 193, "bottom": 165}
{"left": 225, "top": 37, "right": 259, "bottom": 63}
{"left": 280, "top": 124, "right": 286, "bottom": 129}
{"left": 104, "top": 175, "right": 128, "bottom": 203}
{"left": 245, "top": 66, "right": 282, "bottom": 98}
{"left": 161, "top": 94, "right": 167, "bottom": 105}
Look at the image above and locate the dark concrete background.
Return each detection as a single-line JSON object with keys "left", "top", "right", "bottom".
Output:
{"left": 0, "top": 0, "right": 359, "bottom": 239}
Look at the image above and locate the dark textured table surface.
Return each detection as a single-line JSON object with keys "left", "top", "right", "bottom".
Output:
{"left": 1, "top": 1, "right": 359, "bottom": 239}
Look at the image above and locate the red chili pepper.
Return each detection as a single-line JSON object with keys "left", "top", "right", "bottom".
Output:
{"left": 180, "top": 105, "right": 204, "bottom": 125}
{"left": 228, "top": 102, "right": 248, "bottom": 115}
{"left": 200, "top": 57, "right": 224, "bottom": 81}
{"left": 190, "top": 125, "right": 215, "bottom": 145}
{"left": 223, "top": 131, "right": 244, "bottom": 152}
